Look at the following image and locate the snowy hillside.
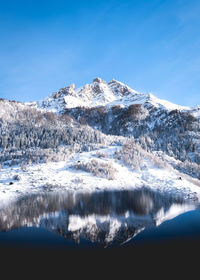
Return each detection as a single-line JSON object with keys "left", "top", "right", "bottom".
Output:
{"left": 1, "top": 142, "right": 200, "bottom": 206}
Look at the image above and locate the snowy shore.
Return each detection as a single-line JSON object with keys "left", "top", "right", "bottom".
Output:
{"left": 1, "top": 146, "right": 200, "bottom": 206}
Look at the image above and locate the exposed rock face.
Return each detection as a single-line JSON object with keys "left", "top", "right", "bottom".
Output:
{"left": 108, "top": 79, "right": 136, "bottom": 97}
{"left": 93, "top": 77, "right": 106, "bottom": 84}
{"left": 53, "top": 84, "right": 76, "bottom": 99}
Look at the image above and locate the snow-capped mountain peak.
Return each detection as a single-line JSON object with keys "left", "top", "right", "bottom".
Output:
{"left": 37, "top": 78, "right": 145, "bottom": 112}
{"left": 108, "top": 78, "right": 138, "bottom": 96}
{"left": 75, "top": 77, "right": 116, "bottom": 104}
{"left": 36, "top": 78, "right": 192, "bottom": 114}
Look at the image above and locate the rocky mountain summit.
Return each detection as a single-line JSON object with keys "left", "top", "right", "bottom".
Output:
{"left": 37, "top": 77, "right": 192, "bottom": 112}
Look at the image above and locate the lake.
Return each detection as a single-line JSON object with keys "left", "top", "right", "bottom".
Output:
{"left": 0, "top": 187, "right": 199, "bottom": 251}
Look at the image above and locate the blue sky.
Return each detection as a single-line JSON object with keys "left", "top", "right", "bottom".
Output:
{"left": 0, "top": 0, "right": 199, "bottom": 107}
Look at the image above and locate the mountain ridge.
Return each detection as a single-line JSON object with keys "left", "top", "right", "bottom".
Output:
{"left": 35, "top": 77, "right": 195, "bottom": 114}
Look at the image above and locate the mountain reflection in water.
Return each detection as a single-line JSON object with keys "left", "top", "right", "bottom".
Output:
{"left": 0, "top": 188, "right": 195, "bottom": 247}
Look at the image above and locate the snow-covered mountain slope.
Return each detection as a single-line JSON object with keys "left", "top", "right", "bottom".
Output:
{"left": 35, "top": 78, "right": 200, "bottom": 168}
{"left": 0, "top": 99, "right": 30, "bottom": 122}
{"left": 37, "top": 77, "right": 192, "bottom": 113}
{"left": 190, "top": 106, "right": 200, "bottom": 119}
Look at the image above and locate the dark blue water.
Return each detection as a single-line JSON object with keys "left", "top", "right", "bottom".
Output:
{"left": 125, "top": 209, "right": 200, "bottom": 246}
{"left": 0, "top": 227, "right": 101, "bottom": 249}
